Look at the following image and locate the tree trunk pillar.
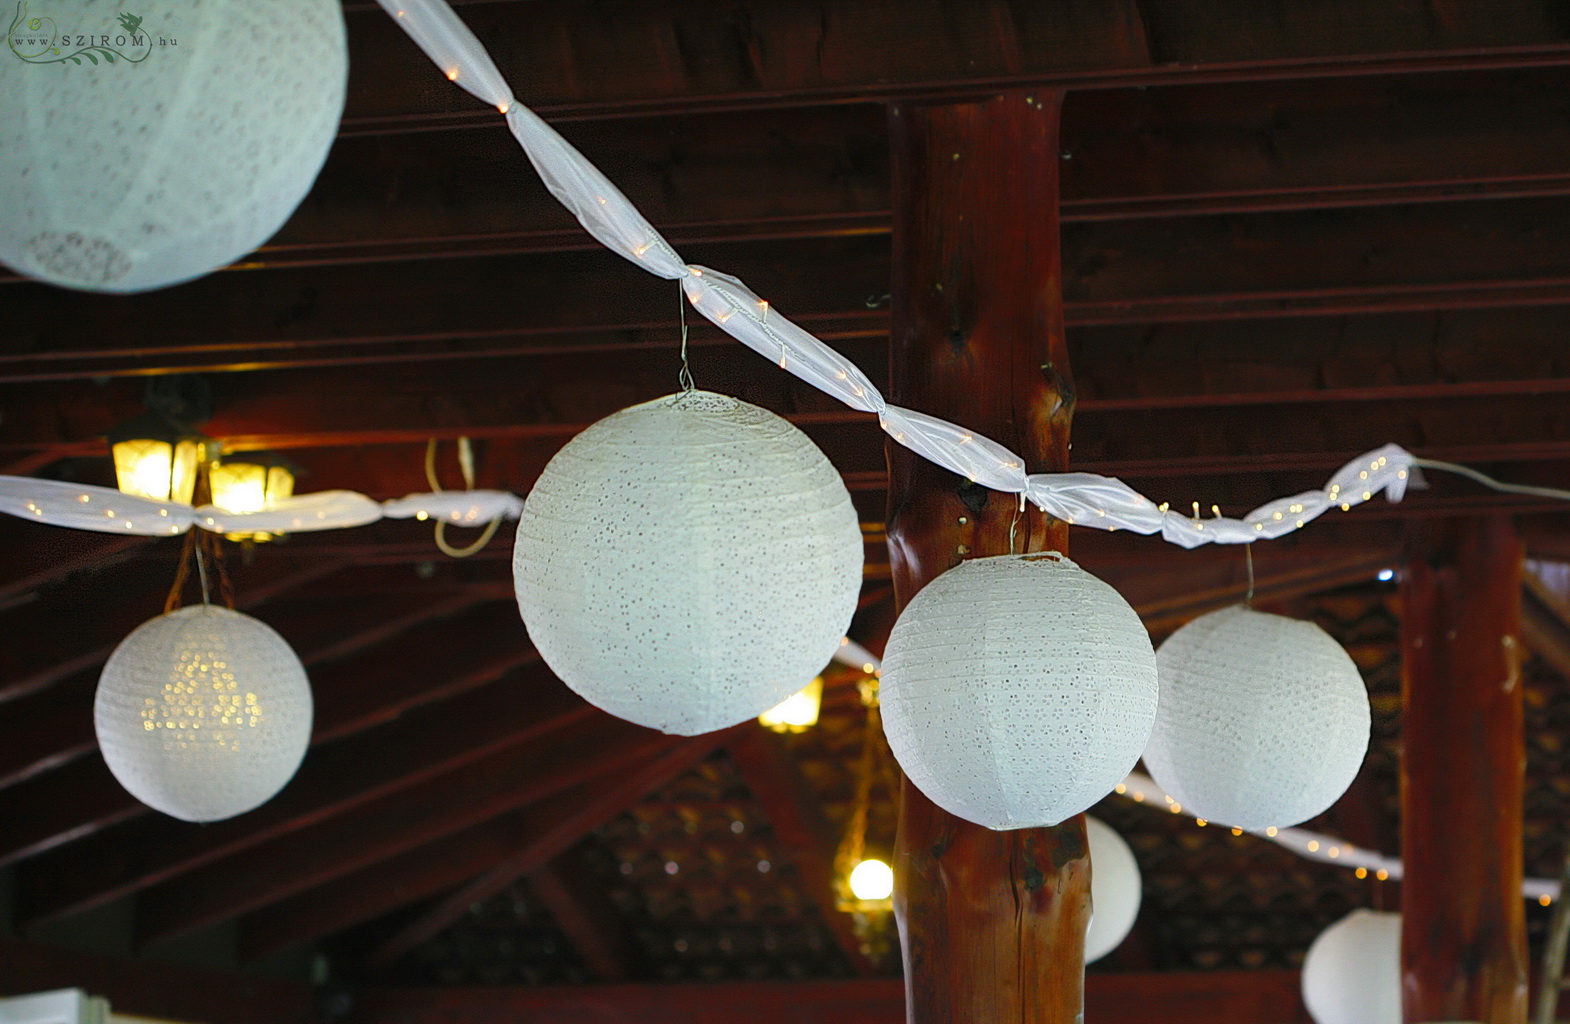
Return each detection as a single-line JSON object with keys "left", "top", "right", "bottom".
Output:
{"left": 885, "top": 89, "right": 1089, "bottom": 1024}
{"left": 1400, "top": 516, "right": 1528, "bottom": 1023}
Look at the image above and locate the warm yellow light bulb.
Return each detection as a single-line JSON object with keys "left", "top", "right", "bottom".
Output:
{"left": 848, "top": 858, "right": 894, "bottom": 902}
{"left": 758, "top": 676, "right": 823, "bottom": 733}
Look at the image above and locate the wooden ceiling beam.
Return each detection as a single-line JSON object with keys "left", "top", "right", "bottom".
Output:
{"left": 131, "top": 712, "right": 668, "bottom": 948}
{"left": 360, "top": 733, "right": 738, "bottom": 969}
{"left": 340, "top": 971, "right": 1309, "bottom": 1024}
{"left": 727, "top": 729, "right": 874, "bottom": 976}
{"left": 0, "top": 527, "right": 150, "bottom": 610}
{"left": 142, "top": 68, "right": 1565, "bottom": 274}
{"left": 525, "top": 857, "right": 641, "bottom": 982}
{"left": 17, "top": 192, "right": 1570, "bottom": 384}
{"left": 0, "top": 937, "right": 320, "bottom": 1024}
{"left": 331, "top": 0, "right": 1570, "bottom": 132}
{"left": 17, "top": 665, "right": 588, "bottom": 929}
{"left": 234, "top": 755, "right": 688, "bottom": 963}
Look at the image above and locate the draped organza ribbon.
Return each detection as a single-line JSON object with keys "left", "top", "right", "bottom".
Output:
{"left": 374, "top": 0, "right": 1419, "bottom": 549}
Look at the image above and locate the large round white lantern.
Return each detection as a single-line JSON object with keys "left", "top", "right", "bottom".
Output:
{"left": 1302, "top": 909, "right": 1400, "bottom": 1024}
{"left": 95, "top": 605, "right": 313, "bottom": 822}
{"left": 879, "top": 553, "right": 1158, "bottom": 830}
{"left": 0, "top": 0, "right": 347, "bottom": 292}
{"left": 1085, "top": 816, "right": 1142, "bottom": 963}
{"left": 1143, "top": 605, "right": 1370, "bottom": 830}
{"left": 513, "top": 391, "right": 863, "bottom": 736}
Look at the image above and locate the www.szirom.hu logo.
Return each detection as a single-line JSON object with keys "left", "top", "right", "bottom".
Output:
{"left": 6, "top": 3, "right": 178, "bottom": 65}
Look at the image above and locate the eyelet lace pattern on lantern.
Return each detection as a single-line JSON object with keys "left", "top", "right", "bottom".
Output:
{"left": 513, "top": 391, "right": 864, "bottom": 736}
{"left": 880, "top": 553, "right": 1159, "bottom": 830}
{"left": 95, "top": 605, "right": 313, "bottom": 822}
{"left": 1144, "top": 605, "right": 1371, "bottom": 830}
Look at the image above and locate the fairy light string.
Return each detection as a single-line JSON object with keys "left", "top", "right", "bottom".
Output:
{"left": 374, "top": 0, "right": 1433, "bottom": 550}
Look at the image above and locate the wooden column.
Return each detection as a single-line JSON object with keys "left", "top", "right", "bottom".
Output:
{"left": 1400, "top": 517, "right": 1528, "bottom": 1023}
{"left": 886, "top": 90, "right": 1089, "bottom": 1023}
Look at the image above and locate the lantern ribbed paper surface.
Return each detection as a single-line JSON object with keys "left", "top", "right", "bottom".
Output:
{"left": 0, "top": 0, "right": 347, "bottom": 292}
{"left": 1085, "top": 815, "right": 1142, "bottom": 963}
{"left": 1302, "top": 909, "right": 1400, "bottom": 1024}
{"left": 95, "top": 605, "right": 313, "bottom": 822}
{"left": 513, "top": 391, "right": 863, "bottom": 736}
{"left": 880, "top": 554, "right": 1159, "bottom": 830}
{"left": 1144, "top": 605, "right": 1370, "bottom": 830}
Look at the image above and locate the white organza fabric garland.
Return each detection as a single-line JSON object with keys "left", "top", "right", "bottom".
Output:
{"left": 373, "top": 0, "right": 1419, "bottom": 549}
{"left": 0, "top": 476, "right": 523, "bottom": 537}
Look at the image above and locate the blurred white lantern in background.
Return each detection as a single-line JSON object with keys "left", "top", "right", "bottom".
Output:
{"left": 95, "top": 605, "right": 313, "bottom": 822}
{"left": 0, "top": 0, "right": 347, "bottom": 292}
{"left": 1144, "top": 605, "right": 1370, "bottom": 830}
{"left": 514, "top": 391, "right": 863, "bottom": 736}
{"left": 1302, "top": 909, "right": 1400, "bottom": 1024}
{"left": 879, "top": 553, "right": 1159, "bottom": 830}
{"left": 1085, "top": 816, "right": 1142, "bottom": 963}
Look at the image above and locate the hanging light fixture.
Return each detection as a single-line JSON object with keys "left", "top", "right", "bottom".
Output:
{"left": 107, "top": 410, "right": 213, "bottom": 506}
{"left": 831, "top": 669, "right": 901, "bottom": 966}
{"left": 209, "top": 455, "right": 298, "bottom": 542}
{"left": 758, "top": 676, "right": 824, "bottom": 733}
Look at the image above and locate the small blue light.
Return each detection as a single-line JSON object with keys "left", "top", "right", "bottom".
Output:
{"left": 1377, "top": 568, "right": 1395, "bottom": 582}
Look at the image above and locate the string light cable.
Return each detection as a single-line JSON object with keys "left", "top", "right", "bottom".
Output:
{"left": 423, "top": 437, "right": 503, "bottom": 558}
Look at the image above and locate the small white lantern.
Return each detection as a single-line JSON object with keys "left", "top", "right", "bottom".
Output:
{"left": 0, "top": 0, "right": 347, "bottom": 292}
{"left": 1085, "top": 816, "right": 1142, "bottom": 963}
{"left": 513, "top": 391, "right": 863, "bottom": 736}
{"left": 879, "top": 553, "right": 1159, "bottom": 830}
{"left": 95, "top": 605, "right": 313, "bottom": 822}
{"left": 1302, "top": 909, "right": 1400, "bottom": 1024}
{"left": 1144, "top": 605, "right": 1370, "bottom": 830}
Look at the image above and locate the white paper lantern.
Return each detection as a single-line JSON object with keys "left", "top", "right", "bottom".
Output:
{"left": 513, "top": 391, "right": 863, "bottom": 736}
{"left": 95, "top": 605, "right": 313, "bottom": 822}
{"left": 1085, "top": 816, "right": 1142, "bottom": 963}
{"left": 1144, "top": 605, "right": 1370, "bottom": 830}
{"left": 0, "top": 0, "right": 347, "bottom": 292}
{"left": 1302, "top": 909, "right": 1401, "bottom": 1024}
{"left": 880, "top": 553, "right": 1159, "bottom": 830}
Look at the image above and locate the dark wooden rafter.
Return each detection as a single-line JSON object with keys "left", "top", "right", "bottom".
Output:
{"left": 1401, "top": 517, "right": 1529, "bottom": 1021}
{"left": 0, "top": 938, "right": 319, "bottom": 1024}
{"left": 339, "top": 971, "right": 1310, "bottom": 1024}
{"left": 16, "top": 664, "right": 584, "bottom": 927}
{"left": 361, "top": 733, "right": 740, "bottom": 969}
{"left": 330, "top": 0, "right": 1570, "bottom": 132}
{"left": 525, "top": 857, "right": 641, "bottom": 982}
{"left": 131, "top": 712, "right": 669, "bottom": 948}
{"left": 44, "top": 69, "right": 1545, "bottom": 276}
{"left": 727, "top": 728, "right": 875, "bottom": 975}
{"left": 235, "top": 741, "right": 709, "bottom": 961}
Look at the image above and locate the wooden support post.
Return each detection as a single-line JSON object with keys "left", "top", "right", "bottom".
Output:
{"left": 886, "top": 90, "right": 1088, "bottom": 1023}
{"left": 1400, "top": 517, "right": 1528, "bottom": 1023}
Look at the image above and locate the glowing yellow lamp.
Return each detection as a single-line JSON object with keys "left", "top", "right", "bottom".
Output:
{"left": 108, "top": 412, "right": 210, "bottom": 505}
{"left": 210, "top": 459, "right": 295, "bottom": 515}
{"left": 209, "top": 457, "right": 296, "bottom": 542}
{"left": 848, "top": 858, "right": 895, "bottom": 902}
{"left": 758, "top": 675, "right": 824, "bottom": 733}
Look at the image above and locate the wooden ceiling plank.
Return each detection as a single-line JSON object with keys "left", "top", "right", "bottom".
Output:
{"left": 727, "top": 728, "right": 875, "bottom": 976}
{"left": 330, "top": 0, "right": 1570, "bottom": 131}
{"left": 360, "top": 732, "right": 739, "bottom": 969}
{"left": 16, "top": 665, "right": 588, "bottom": 928}
{"left": 131, "top": 713, "right": 670, "bottom": 948}
{"left": 235, "top": 791, "right": 581, "bottom": 962}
